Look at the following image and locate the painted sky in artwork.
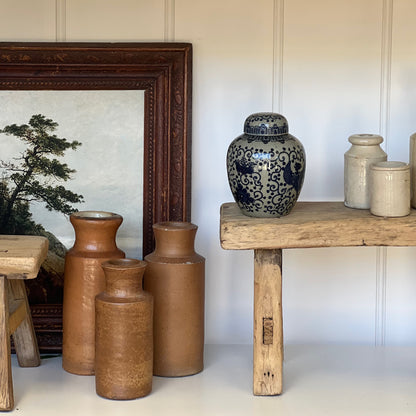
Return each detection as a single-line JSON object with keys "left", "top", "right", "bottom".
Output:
{"left": 0, "top": 90, "right": 144, "bottom": 257}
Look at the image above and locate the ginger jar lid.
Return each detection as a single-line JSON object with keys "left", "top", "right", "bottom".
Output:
{"left": 243, "top": 112, "right": 288, "bottom": 136}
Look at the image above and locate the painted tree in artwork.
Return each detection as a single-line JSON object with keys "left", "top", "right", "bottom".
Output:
{"left": 0, "top": 114, "right": 84, "bottom": 234}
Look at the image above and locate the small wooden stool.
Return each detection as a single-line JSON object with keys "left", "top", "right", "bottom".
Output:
{"left": 220, "top": 202, "right": 416, "bottom": 395}
{"left": 0, "top": 235, "right": 48, "bottom": 411}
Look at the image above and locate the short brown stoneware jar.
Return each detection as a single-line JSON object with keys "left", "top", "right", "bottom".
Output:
{"left": 95, "top": 259, "right": 153, "bottom": 400}
{"left": 62, "top": 211, "right": 125, "bottom": 375}
{"left": 144, "top": 222, "right": 205, "bottom": 377}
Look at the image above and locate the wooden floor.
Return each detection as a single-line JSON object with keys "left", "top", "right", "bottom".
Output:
{"left": 10, "top": 344, "right": 416, "bottom": 415}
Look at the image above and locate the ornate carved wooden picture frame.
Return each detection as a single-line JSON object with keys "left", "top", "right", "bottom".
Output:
{"left": 0, "top": 42, "right": 192, "bottom": 351}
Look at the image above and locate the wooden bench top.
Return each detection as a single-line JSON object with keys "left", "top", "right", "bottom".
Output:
{"left": 220, "top": 201, "right": 416, "bottom": 250}
{"left": 0, "top": 235, "right": 49, "bottom": 279}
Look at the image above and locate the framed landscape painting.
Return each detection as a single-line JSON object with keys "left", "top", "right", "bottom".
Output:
{"left": 0, "top": 42, "right": 192, "bottom": 351}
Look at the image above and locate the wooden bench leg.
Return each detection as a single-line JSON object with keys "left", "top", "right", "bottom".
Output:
{"left": 0, "top": 275, "right": 14, "bottom": 411}
{"left": 8, "top": 280, "right": 40, "bottom": 367}
{"left": 253, "top": 249, "right": 283, "bottom": 395}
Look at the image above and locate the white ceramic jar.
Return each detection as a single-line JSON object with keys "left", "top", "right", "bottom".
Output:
{"left": 344, "top": 134, "right": 387, "bottom": 209}
{"left": 409, "top": 133, "right": 416, "bottom": 208}
{"left": 370, "top": 161, "right": 410, "bottom": 217}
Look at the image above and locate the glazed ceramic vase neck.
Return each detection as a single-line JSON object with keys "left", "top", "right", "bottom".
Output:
{"left": 102, "top": 259, "right": 146, "bottom": 298}
{"left": 70, "top": 211, "right": 123, "bottom": 252}
{"left": 152, "top": 222, "right": 197, "bottom": 258}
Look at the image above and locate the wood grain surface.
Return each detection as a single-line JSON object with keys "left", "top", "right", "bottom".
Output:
{"left": 253, "top": 249, "right": 283, "bottom": 395}
{"left": 9, "top": 279, "right": 41, "bottom": 367}
{"left": 220, "top": 202, "right": 416, "bottom": 250}
{"left": 0, "top": 236, "right": 46, "bottom": 410}
{"left": 0, "top": 276, "right": 13, "bottom": 410}
{"left": 0, "top": 236, "right": 48, "bottom": 279}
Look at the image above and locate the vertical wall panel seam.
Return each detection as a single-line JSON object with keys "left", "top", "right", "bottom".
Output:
{"left": 379, "top": 0, "right": 393, "bottom": 150}
{"left": 55, "top": 0, "right": 66, "bottom": 42}
{"left": 164, "top": 0, "right": 175, "bottom": 41}
{"left": 272, "top": 0, "right": 284, "bottom": 113}
{"left": 375, "top": 0, "right": 393, "bottom": 347}
{"left": 375, "top": 246, "right": 387, "bottom": 346}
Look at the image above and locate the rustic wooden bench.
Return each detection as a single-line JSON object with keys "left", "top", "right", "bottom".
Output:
{"left": 220, "top": 201, "right": 416, "bottom": 395}
{"left": 0, "top": 235, "right": 48, "bottom": 411}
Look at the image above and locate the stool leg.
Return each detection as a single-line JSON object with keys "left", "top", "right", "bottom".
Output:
{"left": 9, "top": 280, "right": 40, "bottom": 367}
{"left": 253, "top": 249, "right": 283, "bottom": 395}
{"left": 0, "top": 275, "right": 14, "bottom": 411}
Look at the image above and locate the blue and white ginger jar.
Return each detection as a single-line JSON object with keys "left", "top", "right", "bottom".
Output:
{"left": 227, "top": 112, "right": 306, "bottom": 217}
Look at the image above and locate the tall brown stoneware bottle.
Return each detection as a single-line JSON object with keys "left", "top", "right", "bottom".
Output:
{"left": 62, "top": 211, "right": 125, "bottom": 375}
{"left": 95, "top": 259, "right": 153, "bottom": 400}
{"left": 144, "top": 222, "right": 205, "bottom": 377}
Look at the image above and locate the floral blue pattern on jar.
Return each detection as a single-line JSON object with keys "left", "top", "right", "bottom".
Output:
{"left": 227, "top": 112, "right": 306, "bottom": 217}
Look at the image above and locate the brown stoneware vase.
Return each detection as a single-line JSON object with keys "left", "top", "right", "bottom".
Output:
{"left": 144, "top": 222, "right": 205, "bottom": 377}
{"left": 95, "top": 259, "right": 153, "bottom": 400}
{"left": 62, "top": 211, "right": 125, "bottom": 375}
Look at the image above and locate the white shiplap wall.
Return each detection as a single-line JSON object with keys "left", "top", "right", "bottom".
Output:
{"left": 1, "top": 0, "right": 415, "bottom": 346}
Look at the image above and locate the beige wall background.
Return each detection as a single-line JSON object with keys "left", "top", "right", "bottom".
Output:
{"left": 1, "top": 0, "right": 415, "bottom": 346}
